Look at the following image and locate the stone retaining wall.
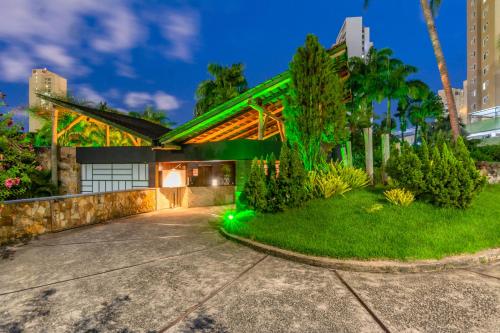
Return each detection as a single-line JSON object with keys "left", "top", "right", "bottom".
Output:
{"left": 36, "top": 147, "right": 80, "bottom": 194}
{"left": 477, "top": 161, "right": 500, "bottom": 184}
{"left": 0, "top": 186, "right": 235, "bottom": 244}
{"left": 0, "top": 189, "right": 156, "bottom": 244}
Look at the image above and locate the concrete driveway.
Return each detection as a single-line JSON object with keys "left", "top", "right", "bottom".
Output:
{"left": 0, "top": 206, "right": 499, "bottom": 333}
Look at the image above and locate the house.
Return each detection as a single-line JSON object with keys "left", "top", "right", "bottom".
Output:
{"left": 38, "top": 43, "right": 348, "bottom": 207}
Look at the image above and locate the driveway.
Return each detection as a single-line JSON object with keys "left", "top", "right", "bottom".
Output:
{"left": 0, "top": 206, "right": 499, "bottom": 333}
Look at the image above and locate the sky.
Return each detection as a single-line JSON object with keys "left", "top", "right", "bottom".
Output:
{"left": 0, "top": 0, "right": 466, "bottom": 128}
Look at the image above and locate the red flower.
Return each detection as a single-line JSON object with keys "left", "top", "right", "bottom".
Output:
{"left": 13, "top": 177, "right": 21, "bottom": 186}
{"left": 4, "top": 179, "right": 13, "bottom": 189}
{"left": 35, "top": 165, "right": 43, "bottom": 171}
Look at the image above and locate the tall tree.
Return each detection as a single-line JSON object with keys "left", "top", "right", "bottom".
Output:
{"left": 286, "top": 34, "right": 347, "bottom": 170}
{"left": 409, "top": 87, "right": 444, "bottom": 143}
{"left": 194, "top": 63, "right": 248, "bottom": 117}
{"left": 364, "top": 0, "right": 460, "bottom": 140}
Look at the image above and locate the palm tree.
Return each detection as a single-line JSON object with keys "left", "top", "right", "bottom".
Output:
{"left": 409, "top": 86, "right": 444, "bottom": 144}
{"left": 194, "top": 63, "right": 248, "bottom": 117}
{"left": 129, "top": 106, "right": 174, "bottom": 127}
{"left": 364, "top": 0, "right": 460, "bottom": 140}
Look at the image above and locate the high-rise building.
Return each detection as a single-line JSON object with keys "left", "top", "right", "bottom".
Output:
{"left": 466, "top": 0, "right": 500, "bottom": 138}
{"left": 335, "top": 17, "right": 373, "bottom": 59}
{"left": 438, "top": 81, "right": 468, "bottom": 123}
{"left": 28, "top": 68, "right": 67, "bottom": 132}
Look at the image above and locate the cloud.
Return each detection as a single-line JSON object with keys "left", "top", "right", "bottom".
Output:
{"left": 160, "top": 9, "right": 200, "bottom": 62}
{"left": 0, "top": 1, "right": 201, "bottom": 83}
{"left": 0, "top": 48, "right": 33, "bottom": 82}
{"left": 124, "top": 91, "right": 180, "bottom": 110}
{"left": 76, "top": 85, "right": 105, "bottom": 103}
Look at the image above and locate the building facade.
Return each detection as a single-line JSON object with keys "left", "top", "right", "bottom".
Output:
{"left": 438, "top": 82, "right": 468, "bottom": 123}
{"left": 335, "top": 17, "right": 373, "bottom": 59}
{"left": 466, "top": 0, "right": 500, "bottom": 138}
{"left": 28, "top": 68, "right": 67, "bottom": 132}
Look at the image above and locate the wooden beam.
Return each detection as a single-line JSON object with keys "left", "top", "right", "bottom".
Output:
{"left": 106, "top": 125, "right": 110, "bottom": 146}
{"left": 51, "top": 106, "right": 59, "bottom": 187}
{"left": 125, "top": 132, "right": 140, "bottom": 146}
{"left": 188, "top": 111, "right": 260, "bottom": 143}
{"left": 57, "top": 115, "right": 85, "bottom": 139}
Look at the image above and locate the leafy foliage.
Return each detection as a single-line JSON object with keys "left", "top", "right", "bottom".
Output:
{"left": 467, "top": 141, "right": 500, "bottom": 162}
{"left": 194, "top": 63, "right": 248, "bottom": 117}
{"left": 129, "top": 105, "right": 174, "bottom": 127}
{"left": 384, "top": 188, "right": 415, "bottom": 206}
{"left": 387, "top": 138, "right": 486, "bottom": 208}
{"left": 0, "top": 113, "right": 55, "bottom": 201}
{"left": 243, "top": 158, "right": 267, "bottom": 212}
{"left": 286, "top": 34, "right": 347, "bottom": 170}
{"left": 308, "top": 172, "right": 350, "bottom": 199}
{"left": 325, "top": 162, "right": 370, "bottom": 189}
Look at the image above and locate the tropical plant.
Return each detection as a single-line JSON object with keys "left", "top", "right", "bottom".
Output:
{"left": 364, "top": 0, "right": 460, "bottom": 140}
{"left": 325, "top": 162, "right": 370, "bottom": 189}
{"left": 384, "top": 188, "right": 415, "bottom": 206}
{"left": 194, "top": 63, "right": 248, "bottom": 117}
{"left": 286, "top": 34, "right": 348, "bottom": 170}
{"left": 129, "top": 105, "right": 174, "bottom": 127}
{"left": 308, "top": 172, "right": 350, "bottom": 199}
{"left": 409, "top": 89, "right": 444, "bottom": 144}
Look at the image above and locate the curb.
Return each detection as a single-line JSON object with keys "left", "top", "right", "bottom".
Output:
{"left": 220, "top": 228, "right": 500, "bottom": 273}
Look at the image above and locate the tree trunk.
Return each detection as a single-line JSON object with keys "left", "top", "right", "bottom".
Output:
{"left": 346, "top": 140, "right": 353, "bottom": 167}
{"left": 363, "top": 127, "right": 374, "bottom": 184}
{"left": 420, "top": 0, "right": 460, "bottom": 141}
{"left": 386, "top": 99, "right": 392, "bottom": 133}
{"left": 381, "top": 133, "right": 390, "bottom": 183}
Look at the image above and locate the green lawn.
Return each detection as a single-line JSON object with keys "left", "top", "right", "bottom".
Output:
{"left": 224, "top": 185, "right": 500, "bottom": 261}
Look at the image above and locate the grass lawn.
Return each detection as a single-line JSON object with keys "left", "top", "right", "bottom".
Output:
{"left": 224, "top": 185, "right": 500, "bottom": 261}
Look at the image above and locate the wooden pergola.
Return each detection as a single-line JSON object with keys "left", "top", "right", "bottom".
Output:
{"left": 159, "top": 42, "right": 348, "bottom": 146}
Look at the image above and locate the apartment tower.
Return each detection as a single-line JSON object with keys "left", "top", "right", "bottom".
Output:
{"left": 28, "top": 68, "right": 67, "bottom": 132}
{"left": 467, "top": 0, "right": 500, "bottom": 116}
{"left": 335, "top": 17, "right": 373, "bottom": 59}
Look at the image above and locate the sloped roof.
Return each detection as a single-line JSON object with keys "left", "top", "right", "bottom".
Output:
{"left": 160, "top": 42, "right": 348, "bottom": 145}
{"left": 37, "top": 94, "right": 171, "bottom": 143}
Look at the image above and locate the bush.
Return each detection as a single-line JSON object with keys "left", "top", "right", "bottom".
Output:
{"left": 242, "top": 158, "right": 267, "bottom": 211}
{"left": 276, "top": 143, "right": 308, "bottom": 209}
{"left": 387, "top": 137, "right": 486, "bottom": 208}
{"left": 326, "top": 162, "right": 370, "bottom": 189}
{"left": 0, "top": 114, "right": 55, "bottom": 201}
{"left": 467, "top": 141, "right": 500, "bottom": 162}
{"left": 308, "top": 171, "right": 350, "bottom": 198}
{"left": 384, "top": 188, "right": 415, "bottom": 206}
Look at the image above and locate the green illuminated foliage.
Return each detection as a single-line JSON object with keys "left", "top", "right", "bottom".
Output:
{"left": 286, "top": 34, "right": 347, "bottom": 170}
{"left": 308, "top": 172, "right": 350, "bottom": 199}
{"left": 243, "top": 158, "right": 267, "bottom": 211}
{"left": 325, "top": 162, "right": 370, "bottom": 189}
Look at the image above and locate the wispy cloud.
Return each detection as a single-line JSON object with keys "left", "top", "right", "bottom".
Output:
{"left": 75, "top": 85, "right": 105, "bottom": 104}
{"left": 124, "top": 91, "right": 180, "bottom": 111}
{"left": 0, "top": 1, "right": 200, "bottom": 82}
{"left": 156, "top": 8, "right": 200, "bottom": 62}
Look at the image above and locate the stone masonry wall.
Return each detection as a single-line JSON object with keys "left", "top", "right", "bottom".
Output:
{"left": 0, "top": 189, "right": 156, "bottom": 244}
{"left": 35, "top": 147, "right": 80, "bottom": 195}
{"left": 477, "top": 162, "right": 500, "bottom": 184}
{"left": 184, "top": 186, "right": 235, "bottom": 208}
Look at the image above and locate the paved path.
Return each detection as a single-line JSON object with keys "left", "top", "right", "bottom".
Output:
{"left": 0, "top": 206, "right": 498, "bottom": 333}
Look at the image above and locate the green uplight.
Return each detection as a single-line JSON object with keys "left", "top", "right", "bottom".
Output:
{"left": 228, "top": 214, "right": 235, "bottom": 220}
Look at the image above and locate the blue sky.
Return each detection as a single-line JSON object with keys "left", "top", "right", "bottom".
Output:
{"left": 0, "top": 0, "right": 466, "bottom": 127}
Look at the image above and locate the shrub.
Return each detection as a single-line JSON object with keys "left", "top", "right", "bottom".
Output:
{"left": 326, "top": 162, "right": 370, "bottom": 189}
{"left": 384, "top": 188, "right": 415, "bottom": 206}
{"left": 242, "top": 158, "right": 267, "bottom": 211}
{"left": 276, "top": 143, "right": 308, "bottom": 209}
{"left": 387, "top": 138, "right": 486, "bottom": 208}
{"left": 309, "top": 171, "right": 350, "bottom": 198}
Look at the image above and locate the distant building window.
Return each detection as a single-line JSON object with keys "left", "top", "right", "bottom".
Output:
{"left": 483, "top": 95, "right": 489, "bottom": 104}
{"left": 473, "top": 89, "right": 477, "bottom": 97}
{"left": 483, "top": 81, "right": 488, "bottom": 90}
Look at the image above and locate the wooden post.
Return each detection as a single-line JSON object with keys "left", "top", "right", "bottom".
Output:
{"left": 106, "top": 125, "right": 110, "bottom": 146}
{"left": 363, "top": 127, "right": 374, "bottom": 184}
{"left": 257, "top": 109, "right": 264, "bottom": 140}
{"left": 51, "top": 106, "right": 59, "bottom": 188}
